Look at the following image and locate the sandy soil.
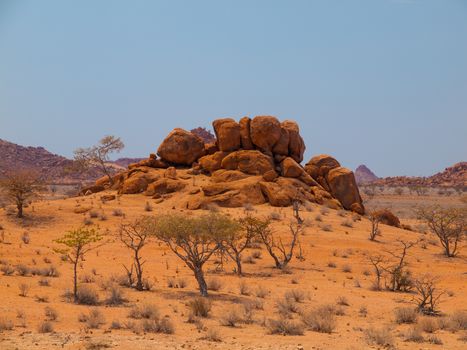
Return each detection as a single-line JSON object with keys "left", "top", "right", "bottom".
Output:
{"left": 0, "top": 174, "right": 466, "bottom": 349}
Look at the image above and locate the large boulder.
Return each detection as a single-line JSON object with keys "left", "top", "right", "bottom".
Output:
{"left": 145, "top": 178, "right": 186, "bottom": 196}
{"left": 221, "top": 150, "right": 275, "bottom": 175}
{"left": 198, "top": 151, "right": 229, "bottom": 173}
{"left": 212, "top": 118, "right": 241, "bottom": 152}
{"left": 282, "top": 120, "right": 305, "bottom": 163}
{"left": 157, "top": 128, "right": 205, "bottom": 165}
{"left": 272, "top": 126, "right": 290, "bottom": 156}
{"left": 211, "top": 169, "right": 249, "bottom": 183}
{"left": 239, "top": 116, "right": 254, "bottom": 150}
{"left": 250, "top": 116, "right": 282, "bottom": 153}
{"left": 305, "top": 154, "right": 341, "bottom": 178}
{"left": 259, "top": 177, "right": 316, "bottom": 207}
{"left": 280, "top": 157, "right": 320, "bottom": 187}
{"left": 188, "top": 177, "right": 266, "bottom": 209}
{"left": 118, "top": 168, "right": 162, "bottom": 194}
{"left": 326, "top": 167, "right": 364, "bottom": 214}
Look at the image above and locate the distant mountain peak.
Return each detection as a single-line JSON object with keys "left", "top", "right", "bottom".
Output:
{"left": 355, "top": 164, "right": 379, "bottom": 184}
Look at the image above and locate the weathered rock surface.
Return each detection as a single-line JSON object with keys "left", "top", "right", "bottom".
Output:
{"left": 326, "top": 167, "right": 363, "bottom": 214}
{"left": 212, "top": 118, "right": 241, "bottom": 152}
{"left": 157, "top": 128, "right": 205, "bottom": 165}
{"left": 83, "top": 116, "right": 365, "bottom": 214}
{"left": 250, "top": 116, "right": 282, "bottom": 153}
{"left": 221, "top": 150, "right": 275, "bottom": 175}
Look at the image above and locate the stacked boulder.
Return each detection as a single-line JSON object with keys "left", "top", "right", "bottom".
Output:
{"left": 83, "top": 116, "right": 364, "bottom": 214}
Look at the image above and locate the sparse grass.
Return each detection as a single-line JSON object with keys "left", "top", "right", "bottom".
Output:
{"left": 35, "top": 295, "right": 49, "bottom": 303}
{"left": 144, "top": 201, "right": 153, "bottom": 212}
{"left": 320, "top": 224, "right": 332, "bottom": 232}
{"left": 1, "top": 264, "right": 15, "bottom": 276}
{"left": 448, "top": 311, "right": 467, "bottom": 331}
{"left": 76, "top": 285, "right": 99, "bottom": 305}
{"left": 327, "top": 261, "right": 337, "bottom": 268}
{"left": 38, "top": 278, "right": 50, "bottom": 287}
{"left": 276, "top": 297, "right": 300, "bottom": 316}
{"left": 341, "top": 219, "right": 353, "bottom": 228}
{"left": 187, "top": 297, "right": 211, "bottom": 318}
{"left": 239, "top": 280, "right": 250, "bottom": 295}
{"left": 426, "top": 335, "right": 443, "bottom": 345}
{"left": 269, "top": 212, "right": 281, "bottom": 221}
{"left": 142, "top": 317, "right": 175, "bottom": 334}
{"left": 300, "top": 305, "right": 337, "bottom": 333}
{"left": 18, "top": 283, "right": 30, "bottom": 297}
{"left": 85, "top": 308, "right": 106, "bottom": 329}
{"left": 38, "top": 320, "right": 54, "bottom": 333}
{"left": 83, "top": 217, "right": 93, "bottom": 225}
{"left": 167, "top": 276, "right": 188, "bottom": 288}
{"left": 80, "top": 273, "right": 95, "bottom": 283}
{"left": 44, "top": 306, "right": 58, "bottom": 321}
{"left": 285, "top": 289, "right": 307, "bottom": 303}
{"left": 21, "top": 232, "right": 30, "bottom": 244}
{"left": 417, "top": 317, "right": 439, "bottom": 333}
{"left": 204, "top": 328, "right": 222, "bottom": 342}
{"left": 255, "top": 286, "right": 269, "bottom": 298}
{"left": 314, "top": 214, "right": 322, "bottom": 222}
{"left": 404, "top": 326, "right": 425, "bottom": 343}
{"left": 320, "top": 207, "right": 330, "bottom": 215}
{"left": 110, "top": 319, "right": 122, "bottom": 329}
{"left": 342, "top": 264, "right": 352, "bottom": 273}
{"left": 364, "top": 326, "right": 394, "bottom": 347}
{"left": 112, "top": 208, "right": 124, "bottom": 217}
{"left": 220, "top": 308, "right": 242, "bottom": 327}
{"left": 128, "top": 304, "right": 159, "bottom": 320}
{"left": 267, "top": 318, "right": 304, "bottom": 335}
{"left": 251, "top": 250, "right": 262, "bottom": 259}
{"left": 89, "top": 210, "right": 99, "bottom": 218}
{"left": 394, "top": 307, "right": 418, "bottom": 324}
{"left": 336, "top": 296, "right": 349, "bottom": 306}
{"left": 105, "top": 284, "right": 126, "bottom": 306}
{"left": 206, "top": 277, "right": 223, "bottom": 291}
{"left": 0, "top": 317, "right": 14, "bottom": 332}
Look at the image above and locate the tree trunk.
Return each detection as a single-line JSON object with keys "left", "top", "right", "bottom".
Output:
{"left": 194, "top": 267, "right": 208, "bottom": 297}
{"left": 73, "top": 260, "right": 78, "bottom": 301}
{"left": 236, "top": 258, "right": 242, "bottom": 276}
{"left": 17, "top": 203, "right": 23, "bottom": 218}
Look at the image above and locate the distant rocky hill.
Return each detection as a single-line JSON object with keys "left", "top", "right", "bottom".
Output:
{"left": 372, "top": 162, "right": 466, "bottom": 189}
{"left": 0, "top": 139, "right": 124, "bottom": 184}
{"left": 355, "top": 164, "right": 379, "bottom": 184}
{"left": 111, "top": 158, "right": 145, "bottom": 168}
{"left": 190, "top": 127, "right": 216, "bottom": 144}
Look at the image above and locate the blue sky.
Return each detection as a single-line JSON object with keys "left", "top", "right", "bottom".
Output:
{"left": 0, "top": 0, "right": 466, "bottom": 177}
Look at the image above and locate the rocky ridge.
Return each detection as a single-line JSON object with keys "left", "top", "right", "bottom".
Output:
{"left": 83, "top": 116, "right": 365, "bottom": 214}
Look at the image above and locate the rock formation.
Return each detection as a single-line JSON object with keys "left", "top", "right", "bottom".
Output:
{"left": 82, "top": 116, "right": 365, "bottom": 214}
{"left": 355, "top": 164, "right": 379, "bottom": 185}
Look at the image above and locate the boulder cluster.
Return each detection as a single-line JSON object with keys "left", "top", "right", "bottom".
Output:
{"left": 83, "top": 116, "right": 364, "bottom": 214}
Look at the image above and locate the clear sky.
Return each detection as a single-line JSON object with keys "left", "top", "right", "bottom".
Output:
{"left": 1, "top": 0, "right": 466, "bottom": 177}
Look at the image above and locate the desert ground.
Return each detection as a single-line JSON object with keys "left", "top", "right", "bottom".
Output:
{"left": 0, "top": 172, "right": 466, "bottom": 350}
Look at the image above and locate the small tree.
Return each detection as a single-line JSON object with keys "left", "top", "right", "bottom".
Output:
{"left": 417, "top": 206, "right": 466, "bottom": 257}
{"left": 222, "top": 215, "right": 255, "bottom": 276}
{"left": 152, "top": 213, "right": 236, "bottom": 296}
{"left": 74, "top": 135, "right": 124, "bottom": 185}
{"left": 118, "top": 217, "right": 152, "bottom": 291}
{"left": 54, "top": 227, "right": 103, "bottom": 301}
{"left": 383, "top": 239, "right": 418, "bottom": 292}
{"left": 368, "top": 210, "right": 381, "bottom": 241}
{"left": 368, "top": 254, "right": 386, "bottom": 291}
{"left": 258, "top": 219, "right": 301, "bottom": 270}
{"left": 0, "top": 170, "right": 43, "bottom": 218}
{"left": 413, "top": 274, "right": 445, "bottom": 315}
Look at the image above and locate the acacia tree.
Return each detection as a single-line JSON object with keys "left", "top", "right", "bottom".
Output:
{"left": 54, "top": 227, "right": 103, "bottom": 301}
{"left": 74, "top": 135, "right": 124, "bottom": 185}
{"left": 413, "top": 274, "right": 445, "bottom": 315}
{"left": 222, "top": 215, "right": 255, "bottom": 276}
{"left": 417, "top": 206, "right": 466, "bottom": 257}
{"left": 152, "top": 213, "right": 236, "bottom": 296}
{"left": 368, "top": 210, "right": 381, "bottom": 241}
{"left": 0, "top": 170, "right": 43, "bottom": 218}
{"left": 258, "top": 219, "right": 301, "bottom": 270}
{"left": 368, "top": 254, "right": 386, "bottom": 291}
{"left": 382, "top": 239, "right": 419, "bottom": 292}
{"left": 118, "top": 217, "right": 152, "bottom": 291}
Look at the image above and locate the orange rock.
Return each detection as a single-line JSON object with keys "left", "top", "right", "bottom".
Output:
{"left": 212, "top": 118, "right": 241, "bottom": 152}
{"left": 282, "top": 120, "right": 305, "bottom": 163}
{"left": 198, "top": 151, "right": 229, "bottom": 173}
{"left": 157, "top": 128, "right": 205, "bottom": 165}
{"left": 239, "top": 116, "right": 254, "bottom": 150}
{"left": 221, "top": 150, "right": 275, "bottom": 175}
{"left": 326, "top": 167, "right": 364, "bottom": 213}
{"left": 250, "top": 116, "right": 281, "bottom": 153}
